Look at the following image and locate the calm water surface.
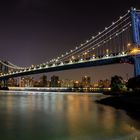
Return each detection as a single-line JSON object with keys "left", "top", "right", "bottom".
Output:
{"left": 0, "top": 91, "right": 140, "bottom": 140}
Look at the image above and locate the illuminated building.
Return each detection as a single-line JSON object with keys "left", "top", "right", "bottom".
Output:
{"left": 19, "top": 76, "right": 34, "bottom": 87}
{"left": 73, "top": 80, "right": 80, "bottom": 88}
{"left": 82, "top": 76, "right": 91, "bottom": 88}
{"left": 61, "top": 79, "right": 74, "bottom": 87}
{"left": 8, "top": 78, "right": 18, "bottom": 87}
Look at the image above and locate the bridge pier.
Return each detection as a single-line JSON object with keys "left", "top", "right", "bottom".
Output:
{"left": 134, "top": 54, "right": 140, "bottom": 77}
{"left": 0, "top": 60, "right": 9, "bottom": 90}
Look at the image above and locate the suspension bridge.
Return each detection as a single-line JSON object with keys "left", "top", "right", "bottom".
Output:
{"left": 0, "top": 8, "right": 140, "bottom": 89}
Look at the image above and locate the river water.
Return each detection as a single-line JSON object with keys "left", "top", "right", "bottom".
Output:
{"left": 0, "top": 91, "right": 140, "bottom": 140}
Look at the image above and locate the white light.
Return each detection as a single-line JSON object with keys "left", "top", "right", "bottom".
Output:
{"left": 76, "top": 47, "right": 78, "bottom": 49}
{"left": 112, "top": 22, "right": 115, "bottom": 25}
{"left": 116, "top": 33, "right": 118, "bottom": 36}
{"left": 69, "top": 60, "right": 72, "bottom": 63}
{"left": 98, "top": 32, "right": 101, "bottom": 35}
{"left": 81, "top": 44, "right": 83, "bottom": 46}
{"left": 92, "top": 36, "right": 95, "bottom": 39}
{"left": 110, "top": 37, "right": 112, "bottom": 40}
{"left": 86, "top": 40, "right": 89, "bottom": 43}
{"left": 128, "top": 10, "right": 130, "bottom": 13}
{"left": 71, "top": 50, "right": 73, "bottom": 52}
{"left": 134, "top": 8, "right": 136, "bottom": 11}
{"left": 105, "top": 27, "right": 108, "bottom": 30}
{"left": 120, "top": 16, "right": 122, "bottom": 19}
{"left": 92, "top": 48, "right": 95, "bottom": 50}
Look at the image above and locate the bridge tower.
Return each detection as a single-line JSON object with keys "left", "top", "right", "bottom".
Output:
{"left": 131, "top": 8, "right": 140, "bottom": 77}
{"left": 0, "top": 61, "right": 9, "bottom": 89}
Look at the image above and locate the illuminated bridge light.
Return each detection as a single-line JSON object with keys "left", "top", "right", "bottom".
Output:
{"left": 84, "top": 52, "right": 88, "bottom": 55}
{"left": 69, "top": 60, "right": 72, "bottom": 63}
{"left": 60, "top": 62, "right": 64, "bottom": 65}
{"left": 122, "top": 51, "right": 125, "bottom": 55}
{"left": 130, "top": 48, "right": 140, "bottom": 55}
{"left": 72, "top": 56, "right": 75, "bottom": 59}
{"left": 127, "top": 43, "right": 131, "bottom": 47}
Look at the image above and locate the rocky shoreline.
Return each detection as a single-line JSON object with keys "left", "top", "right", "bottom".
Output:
{"left": 96, "top": 92, "right": 140, "bottom": 121}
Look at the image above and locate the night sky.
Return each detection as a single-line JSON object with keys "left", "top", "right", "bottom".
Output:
{"left": 0, "top": 0, "right": 140, "bottom": 81}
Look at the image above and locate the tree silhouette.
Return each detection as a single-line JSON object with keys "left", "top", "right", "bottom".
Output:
{"left": 110, "top": 75, "right": 126, "bottom": 91}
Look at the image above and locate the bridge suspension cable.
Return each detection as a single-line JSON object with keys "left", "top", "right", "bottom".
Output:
{"left": 60, "top": 22, "right": 131, "bottom": 61}
{"left": 48, "top": 10, "right": 131, "bottom": 63}
{"left": 7, "top": 61, "right": 25, "bottom": 70}
{"left": 0, "top": 60, "right": 25, "bottom": 70}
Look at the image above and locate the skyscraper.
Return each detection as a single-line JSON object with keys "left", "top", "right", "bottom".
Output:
{"left": 51, "top": 75, "right": 59, "bottom": 87}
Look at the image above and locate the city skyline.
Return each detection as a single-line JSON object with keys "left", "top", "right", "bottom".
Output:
{"left": 0, "top": 0, "right": 139, "bottom": 80}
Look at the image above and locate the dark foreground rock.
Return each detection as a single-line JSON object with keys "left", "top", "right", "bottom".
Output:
{"left": 96, "top": 94, "right": 140, "bottom": 121}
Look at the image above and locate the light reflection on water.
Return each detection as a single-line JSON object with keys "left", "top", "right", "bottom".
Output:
{"left": 0, "top": 91, "right": 140, "bottom": 140}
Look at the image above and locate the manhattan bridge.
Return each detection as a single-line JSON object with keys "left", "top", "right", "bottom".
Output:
{"left": 0, "top": 8, "right": 140, "bottom": 89}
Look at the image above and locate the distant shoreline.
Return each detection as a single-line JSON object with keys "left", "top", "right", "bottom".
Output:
{"left": 4, "top": 87, "right": 104, "bottom": 93}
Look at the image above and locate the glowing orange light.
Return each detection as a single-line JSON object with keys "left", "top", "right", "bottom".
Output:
{"left": 130, "top": 48, "right": 140, "bottom": 54}
{"left": 75, "top": 81, "right": 79, "bottom": 84}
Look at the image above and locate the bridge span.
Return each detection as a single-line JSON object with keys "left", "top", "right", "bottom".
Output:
{"left": 0, "top": 8, "right": 140, "bottom": 88}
